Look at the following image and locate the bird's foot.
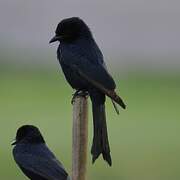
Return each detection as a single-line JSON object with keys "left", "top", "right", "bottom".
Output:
{"left": 71, "top": 90, "right": 89, "bottom": 104}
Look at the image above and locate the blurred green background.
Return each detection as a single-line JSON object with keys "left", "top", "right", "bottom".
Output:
{"left": 0, "top": 63, "right": 180, "bottom": 180}
{"left": 1, "top": 0, "right": 180, "bottom": 179}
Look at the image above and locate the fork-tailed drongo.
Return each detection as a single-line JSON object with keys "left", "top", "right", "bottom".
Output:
{"left": 12, "top": 125, "right": 70, "bottom": 180}
{"left": 50, "top": 17, "right": 126, "bottom": 166}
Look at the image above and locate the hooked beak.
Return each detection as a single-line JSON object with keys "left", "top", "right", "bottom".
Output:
{"left": 11, "top": 139, "right": 17, "bottom": 146}
{"left": 49, "top": 35, "right": 62, "bottom": 43}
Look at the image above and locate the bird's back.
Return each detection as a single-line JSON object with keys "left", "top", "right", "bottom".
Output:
{"left": 58, "top": 38, "right": 116, "bottom": 90}
{"left": 13, "top": 143, "right": 69, "bottom": 180}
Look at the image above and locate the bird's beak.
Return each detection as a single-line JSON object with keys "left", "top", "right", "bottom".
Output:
{"left": 11, "top": 139, "right": 17, "bottom": 146}
{"left": 49, "top": 35, "right": 62, "bottom": 43}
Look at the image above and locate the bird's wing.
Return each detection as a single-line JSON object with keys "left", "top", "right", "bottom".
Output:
{"left": 76, "top": 66, "right": 126, "bottom": 108}
{"left": 15, "top": 153, "right": 68, "bottom": 180}
{"left": 61, "top": 47, "right": 126, "bottom": 108}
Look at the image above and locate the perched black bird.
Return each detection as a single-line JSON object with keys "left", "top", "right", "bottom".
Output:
{"left": 12, "top": 125, "right": 70, "bottom": 180}
{"left": 50, "top": 17, "right": 126, "bottom": 166}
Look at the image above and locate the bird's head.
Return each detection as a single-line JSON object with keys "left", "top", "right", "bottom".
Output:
{"left": 12, "top": 125, "right": 45, "bottom": 145}
{"left": 49, "top": 17, "right": 92, "bottom": 43}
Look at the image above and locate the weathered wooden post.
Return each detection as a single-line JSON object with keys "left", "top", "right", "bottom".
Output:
{"left": 72, "top": 96, "right": 88, "bottom": 180}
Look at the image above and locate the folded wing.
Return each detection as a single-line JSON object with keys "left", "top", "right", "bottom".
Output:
{"left": 15, "top": 153, "right": 68, "bottom": 180}
{"left": 61, "top": 47, "right": 126, "bottom": 108}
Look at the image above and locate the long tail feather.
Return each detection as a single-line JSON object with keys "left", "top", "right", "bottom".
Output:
{"left": 90, "top": 99, "right": 112, "bottom": 166}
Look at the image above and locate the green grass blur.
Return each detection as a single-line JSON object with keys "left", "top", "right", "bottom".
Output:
{"left": 0, "top": 66, "right": 180, "bottom": 180}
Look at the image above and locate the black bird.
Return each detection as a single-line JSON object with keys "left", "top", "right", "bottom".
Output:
{"left": 12, "top": 125, "right": 70, "bottom": 180}
{"left": 50, "top": 17, "right": 126, "bottom": 166}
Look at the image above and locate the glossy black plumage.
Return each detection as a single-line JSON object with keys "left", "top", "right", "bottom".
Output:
{"left": 12, "top": 125, "right": 69, "bottom": 180}
{"left": 50, "top": 17, "right": 126, "bottom": 166}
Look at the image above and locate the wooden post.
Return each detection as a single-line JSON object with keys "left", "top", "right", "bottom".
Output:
{"left": 72, "top": 96, "right": 88, "bottom": 180}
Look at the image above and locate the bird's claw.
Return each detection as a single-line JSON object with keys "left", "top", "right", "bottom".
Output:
{"left": 71, "top": 90, "right": 89, "bottom": 104}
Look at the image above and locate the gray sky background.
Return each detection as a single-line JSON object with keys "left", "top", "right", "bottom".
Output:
{"left": 0, "top": 0, "right": 180, "bottom": 69}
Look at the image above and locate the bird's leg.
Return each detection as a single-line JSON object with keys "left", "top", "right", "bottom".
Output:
{"left": 71, "top": 90, "right": 81, "bottom": 104}
{"left": 71, "top": 90, "right": 89, "bottom": 104}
